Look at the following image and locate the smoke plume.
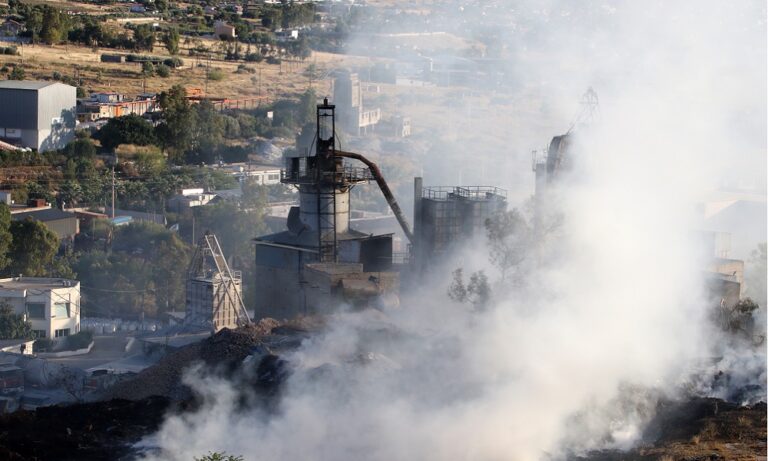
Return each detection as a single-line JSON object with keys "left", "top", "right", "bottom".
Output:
{"left": 140, "top": 1, "right": 765, "bottom": 460}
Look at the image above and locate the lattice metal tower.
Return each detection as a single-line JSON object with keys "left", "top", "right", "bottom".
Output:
{"left": 185, "top": 232, "right": 251, "bottom": 331}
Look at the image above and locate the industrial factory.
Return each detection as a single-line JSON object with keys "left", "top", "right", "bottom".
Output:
{"left": 250, "top": 98, "right": 508, "bottom": 319}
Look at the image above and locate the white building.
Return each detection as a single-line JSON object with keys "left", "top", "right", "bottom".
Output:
{"left": 0, "top": 277, "right": 80, "bottom": 340}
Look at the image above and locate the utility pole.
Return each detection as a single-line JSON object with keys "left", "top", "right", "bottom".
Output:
{"left": 111, "top": 155, "right": 116, "bottom": 219}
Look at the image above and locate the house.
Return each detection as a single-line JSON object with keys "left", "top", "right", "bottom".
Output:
{"left": 10, "top": 208, "right": 79, "bottom": 243}
{"left": 167, "top": 188, "right": 218, "bottom": 212}
{"left": 214, "top": 21, "right": 237, "bottom": 39}
{"left": 0, "top": 277, "right": 81, "bottom": 340}
{"left": 0, "top": 19, "right": 24, "bottom": 38}
{"left": 77, "top": 93, "right": 157, "bottom": 122}
{"left": 0, "top": 81, "right": 77, "bottom": 152}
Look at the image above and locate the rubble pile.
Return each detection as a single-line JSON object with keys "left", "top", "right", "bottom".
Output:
{"left": 105, "top": 318, "right": 312, "bottom": 402}
{"left": 104, "top": 321, "right": 274, "bottom": 401}
{"left": 0, "top": 396, "right": 172, "bottom": 461}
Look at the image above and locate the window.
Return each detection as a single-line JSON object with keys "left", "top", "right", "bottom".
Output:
{"left": 53, "top": 302, "right": 71, "bottom": 318}
{"left": 26, "top": 303, "right": 45, "bottom": 319}
{"left": 268, "top": 174, "right": 280, "bottom": 181}
{"left": 54, "top": 329, "right": 70, "bottom": 338}
{"left": 32, "top": 330, "right": 46, "bottom": 339}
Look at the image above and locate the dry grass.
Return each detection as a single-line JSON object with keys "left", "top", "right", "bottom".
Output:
{"left": 0, "top": 41, "right": 374, "bottom": 103}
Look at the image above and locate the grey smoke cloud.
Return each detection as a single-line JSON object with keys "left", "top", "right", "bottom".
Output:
{"left": 140, "top": 1, "right": 765, "bottom": 459}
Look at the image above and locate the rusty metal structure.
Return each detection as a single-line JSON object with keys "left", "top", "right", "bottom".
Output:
{"left": 185, "top": 232, "right": 250, "bottom": 332}
{"left": 253, "top": 99, "right": 406, "bottom": 317}
{"left": 411, "top": 178, "right": 507, "bottom": 272}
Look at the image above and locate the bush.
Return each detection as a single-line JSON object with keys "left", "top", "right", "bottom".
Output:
{"left": 34, "top": 338, "right": 53, "bottom": 353}
{"left": 207, "top": 68, "right": 225, "bottom": 81}
{"left": 235, "top": 64, "right": 255, "bottom": 74}
{"left": 1, "top": 46, "right": 18, "bottom": 56}
{"left": 266, "top": 56, "right": 281, "bottom": 65}
{"left": 142, "top": 61, "right": 155, "bottom": 76}
{"left": 244, "top": 52, "right": 262, "bottom": 62}
{"left": 155, "top": 63, "right": 171, "bottom": 77}
{"left": 9, "top": 65, "right": 25, "bottom": 80}
{"left": 163, "top": 57, "right": 184, "bottom": 68}
{"left": 65, "top": 331, "right": 93, "bottom": 350}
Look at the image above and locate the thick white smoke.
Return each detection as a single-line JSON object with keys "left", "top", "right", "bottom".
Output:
{"left": 141, "top": 1, "right": 765, "bottom": 460}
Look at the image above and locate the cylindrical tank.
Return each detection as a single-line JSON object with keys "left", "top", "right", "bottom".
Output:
{"left": 298, "top": 186, "right": 350, "bottom": 234}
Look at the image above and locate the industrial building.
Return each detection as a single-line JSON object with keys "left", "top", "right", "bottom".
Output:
{"left": 254, "top": 99, "right": 404, "bottom": 318}
{"left": 0, "top": 81, "right": 77, "bottom": 151}
{"left": 0, "top": 277, "right": 80, "bottom": 340}
{"left": 185, "top": 234, "right": 250, "bottom": 332}
{"left": 333, "top": 71, "right": 381, "bottom": 135}
{"left": 10, "top": 207, "right": 79, "bottom": 244}
{"left": 411, "top": 178, "right": 507, "bottom": 272}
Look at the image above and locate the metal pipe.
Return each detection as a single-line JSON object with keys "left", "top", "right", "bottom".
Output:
{"left": 335, "top": 150, "right": 414, "bottom": 243}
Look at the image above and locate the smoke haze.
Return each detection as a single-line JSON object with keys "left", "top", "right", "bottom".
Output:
{"left": 141, "top": 1, "right": 766, "bottom": 459}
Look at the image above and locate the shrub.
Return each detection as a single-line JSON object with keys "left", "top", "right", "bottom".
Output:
{"left": 207, "top": 68, "right": 225, "bottom": 81}
{"left": 244, "top": 52, "right": 262, "bottom": 62}
{"left": 163, "top": 57, "right": 184, "bottom": 68}
{"left": 142, "top": 61, "right": 155, "bottom": 76}
{"left": 65, "top": 331, "right": 93, "bottom": 350}
{"left": 34, "top": 338, "right": 53, "bottom": 353}
{"left": 266, "top": 56, "right": 281, "bottom": 65}
{"left": 155, "top": 63, "right": 171, "bottom": 77}
{"left": 1, "top": 46, "right": 18, "bottom": 55}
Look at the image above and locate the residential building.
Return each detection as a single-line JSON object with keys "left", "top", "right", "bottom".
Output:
{"left": 0, "top": 81, "right": 77, "bottom": 151}
{"left": 214, "top": 21, "right": 237, "bottom": 39}
{"left": 0, "top": 277, "right": 80, "bottom": 340}
{"left": 167, "top": 188, "right": 218, "bottom": 212}
{"left": 77, "top": 92, "right": 157, "bottom": 122}
{"left": 333, "top": 70, "right": 381, "bottom": 135}
{"left": 0, "top": 19, "right": 23, "bottom": 38}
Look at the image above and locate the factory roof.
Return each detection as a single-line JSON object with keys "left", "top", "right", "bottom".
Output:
{"left": 0, "top": 277, "right": 79, "bottom": 291}
{"left": 11, "top": 208, "right": 77, "bottom": 222}
{"left": 0, "top": 81, "right": 62, "bottom": 91}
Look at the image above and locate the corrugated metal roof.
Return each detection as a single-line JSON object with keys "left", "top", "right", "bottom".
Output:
{"left": 11, "top": 208, "right": 77, "bottom": 222}
{"left": 0, "top": 80, "right": 61, "bottom": 91}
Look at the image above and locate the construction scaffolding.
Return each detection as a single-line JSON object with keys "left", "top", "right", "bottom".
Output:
{"left": 185, "top": 232, "right": 251, "bottom": 332}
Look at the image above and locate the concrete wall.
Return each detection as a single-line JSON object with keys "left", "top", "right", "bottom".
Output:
{"left": 37, "top": 83, "right": 76, "bottom": 151}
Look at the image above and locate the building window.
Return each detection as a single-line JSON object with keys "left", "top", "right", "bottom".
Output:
{"left": 32, "top": 330, "right": 46, "bottom": 339}
{"left": 26, "top": 303, "right": 45, "bottom": 319}
{"left": 53, "top": 302, "right": 71, "bottom": 318}
{"left": 54, "top": 329, "right": 70, "bottom": 338}
{"left": 268, "top": 174, "right": 280, "bottom": 181}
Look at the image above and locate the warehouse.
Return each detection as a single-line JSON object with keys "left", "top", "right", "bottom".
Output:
{"left": 0, "top": 81, "right": 77, "bottom": 152}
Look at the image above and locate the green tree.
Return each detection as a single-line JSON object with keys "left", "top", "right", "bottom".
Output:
{"left": 485, "top": 209, "right": 532, "bottom": 282}
{"left": 8, "top": 65, "right": 25, "bottom": 80}
{"left": 448, "top": 268, "right": 491, "bottom": 312}
{"left": 0, "top": 204, "right": 12, "bottom": 272}
{"left": 156, "top": 85, "right": 195, "bottom": 160}
{"left": 163, "top": 27, "right": 180, "bottom": 54}
{"left": 298, "top": 88, "right": 317, "bottom": 126}
{"left": 40, "top": 6, "right": 68, "bottom": 44}
{"left": 132, "top": 24, "right": 155, "bottom": 51}
{"left": 0, "top": 303, "right": 32, "bottom": 340}
{"left": 141, "top": 61, "right": 155, "bottom": 77}
{"left": 95, "top": 114, "right": 156, "bottom": 151}
{"left": 155, "top": 63, "right": 171, "bottom": 78}
{"left": 7, "top": 218, "right": 58, "bottom": 277}
{"left": 188, "top": 100, "right": 225, "bottom": 162}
